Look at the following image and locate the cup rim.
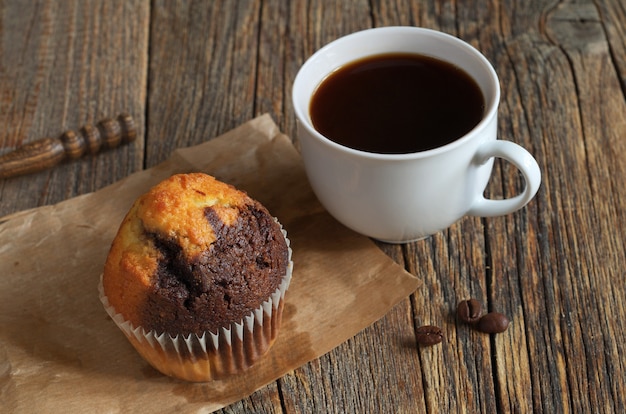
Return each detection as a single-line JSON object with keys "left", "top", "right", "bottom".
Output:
{"left": 292, "top": 26, "right": 501, "bottom": 160}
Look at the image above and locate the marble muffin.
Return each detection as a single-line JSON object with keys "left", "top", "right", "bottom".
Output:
{"left": 100, "top": 173, "right": 292, "bottom": 382}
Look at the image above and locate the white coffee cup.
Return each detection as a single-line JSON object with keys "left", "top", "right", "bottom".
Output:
{"left": 292, "top": 26, "right": 541, "bottom": 243}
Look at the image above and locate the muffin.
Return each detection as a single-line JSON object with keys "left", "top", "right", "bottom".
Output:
{"left": 100, "top": 173, "right": 292, "bottom": 382}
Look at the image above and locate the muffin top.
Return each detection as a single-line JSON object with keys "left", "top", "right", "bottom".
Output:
{"left": 103, "top": 173, "right": 289, "bottom": 336}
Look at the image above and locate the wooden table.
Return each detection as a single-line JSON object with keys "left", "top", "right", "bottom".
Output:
{"left": 1, "top": 1, "right": 625, "bottom": 412}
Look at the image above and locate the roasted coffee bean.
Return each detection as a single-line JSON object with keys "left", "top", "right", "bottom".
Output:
{"left": 457, "top": 298, "right": 482, "bottom": 324}
{"left": 415, "top": 325, "right": 444, "bottom": 346}
{"left": 476, "top": 312, "right": 510, "bottom": 333}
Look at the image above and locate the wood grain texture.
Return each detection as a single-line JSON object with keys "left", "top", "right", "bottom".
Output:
{"left": 2, "top": 0, "right": 625, "bottom": 412}
{"left": 0, "top": 0, "right": 148, "bottom": 217}
{"left": 146, "top": 0, "right": 262, "bottom": 166}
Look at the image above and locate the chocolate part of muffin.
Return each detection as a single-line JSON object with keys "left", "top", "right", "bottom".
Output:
{"left": 139, "top": 202, "right": 288, "bottom": 336}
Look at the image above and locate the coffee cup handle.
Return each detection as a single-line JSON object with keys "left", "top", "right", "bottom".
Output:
{"left": 467, "top": 140, "right": 541, "bottom": 217}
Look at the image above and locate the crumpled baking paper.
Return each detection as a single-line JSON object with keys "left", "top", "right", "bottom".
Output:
{"left": 0, "top": 114, "right": 419, "bottom": 413}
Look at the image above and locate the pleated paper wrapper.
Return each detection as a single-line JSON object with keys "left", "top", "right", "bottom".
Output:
{"left": 98, "top": 229, "right": 293, "bottom": 382}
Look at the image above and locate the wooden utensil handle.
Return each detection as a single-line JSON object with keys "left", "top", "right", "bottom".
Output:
{"left": 0, "top": 114, "right": 136, "bottom": 179}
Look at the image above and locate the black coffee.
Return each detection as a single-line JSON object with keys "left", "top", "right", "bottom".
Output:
{"left": 310, "top": 53, "right": 485, "bottom": 154}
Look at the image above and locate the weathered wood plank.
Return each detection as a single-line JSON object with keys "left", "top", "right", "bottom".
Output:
{"left": 146, "top": 0, "right": 262, "bottom": 167}
{"left": 492, "top": 1, "right": 626, "bottom": 413}
{"left": 0, "top": 0, "right": 148, "bottom": 217}
{"left": 594, "top": 0, "right": 626, "bottom": 90}
{"left": 543, "top": 4, "right": 626, "bottom": 412}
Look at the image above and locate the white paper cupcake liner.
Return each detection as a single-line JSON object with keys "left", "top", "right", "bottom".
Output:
{"left": 99, "top": 226, "right": 293, "bottom": 382}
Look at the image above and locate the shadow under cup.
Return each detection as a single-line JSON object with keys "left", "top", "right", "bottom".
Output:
{"left": 293, "top": 27, "right": 540, "bottom": 243}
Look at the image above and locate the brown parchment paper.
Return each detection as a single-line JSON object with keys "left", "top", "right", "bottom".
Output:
{"left": 0, "top": 114, "right": 419, "bottom": 413}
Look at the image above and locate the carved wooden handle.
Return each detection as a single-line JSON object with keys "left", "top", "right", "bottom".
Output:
{"left": 0, "top": 113, "right": 136, "bottom": 179}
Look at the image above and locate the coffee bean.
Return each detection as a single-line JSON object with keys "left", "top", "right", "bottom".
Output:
{"left": 457, "top": 299, "right": 482, "bottom": 324}
{"left": 415, "top": 325, "right": 444, "bottom": 346}
{"left": 476, "top": 312, "right": 510, "bottom": 333}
